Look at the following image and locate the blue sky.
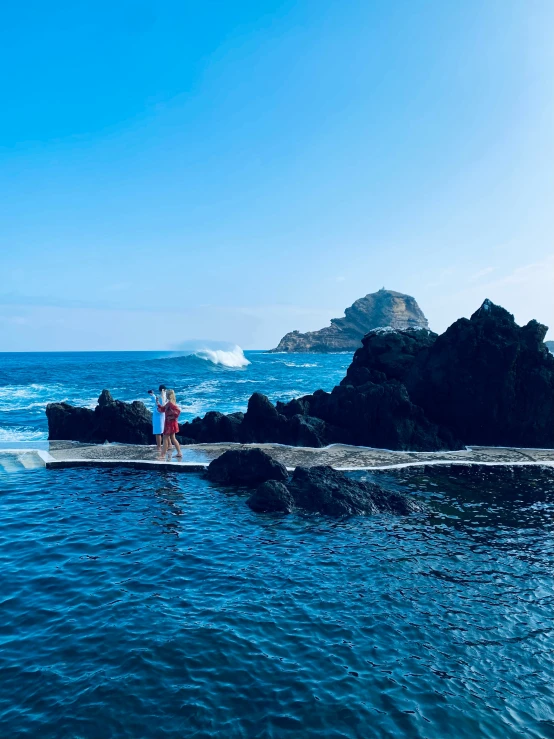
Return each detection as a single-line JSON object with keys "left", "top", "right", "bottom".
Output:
{"left": 1, "top": 0, "right": 552, "bottom": 350}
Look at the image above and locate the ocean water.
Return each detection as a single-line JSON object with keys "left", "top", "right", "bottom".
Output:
{"left": 0, "top": 349, "right": 351, "bottom": 443}
{"left": 1, "top": 351, "right": 553, "bottom": 738}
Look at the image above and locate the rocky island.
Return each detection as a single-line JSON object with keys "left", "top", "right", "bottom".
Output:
{"left": 269, "top": 288, "right": 429, "bottom": 352}
{"left": 46, "top": 299, "right": 554, "bottom": 451}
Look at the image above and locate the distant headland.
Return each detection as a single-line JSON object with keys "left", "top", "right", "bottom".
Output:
{"left": 269, "top": 288, "right": 429, "bottom": 352}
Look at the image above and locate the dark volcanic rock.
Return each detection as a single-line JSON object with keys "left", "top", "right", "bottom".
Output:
{"left": 270, "top": 288, "right": 429, "bottom": 353}
{"left": 46, "top": 299, "right": 554, "bottom": 451}
{"left": 283, "top": 378, "right": 457, "bottom": 451}
{"left": 247, "top": 480, "right": 295, "bottom": 513}
{"left": 206, "top": 448, "right": 288, "bottom": 486}
{"left": 408, "top": 301, "right": 554, "bottom": 447}
{"left": 288, "top": 414, "right": 329, "bottom": 447}
{"left": 46, "top": 390, "right": 152, "bottom": 444}
{"left": 287, "top": 465, "right": 421, "bottom": 516}
{"left": 342, "top": 327, "right": 437, "bottom": 387}
{"left": 178, "top": 411, "right": 243, "bottom": 443}
{"left": 45, "top": 403, "right": 98, "bottom": 443}
{"left": 276, "top": 301, "right": 554, "bottom": 450}
{"left": 246, "top": 466, "right": 421, "bottom": 516}
{"left": 239, "top": 393, "right": 290, "bottom": 443}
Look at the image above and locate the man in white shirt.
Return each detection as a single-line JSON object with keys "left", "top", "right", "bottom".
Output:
{"left": 148, "top": 385, "right": 167, "bottom": 451}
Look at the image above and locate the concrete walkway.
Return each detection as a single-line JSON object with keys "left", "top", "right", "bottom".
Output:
{"left": 1, "top": 440, "right": 552, "bottom": 473}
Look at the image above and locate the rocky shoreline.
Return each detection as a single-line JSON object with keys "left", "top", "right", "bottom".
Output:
{"left": 46, "top": 300, "right": 554, "bottom": 451}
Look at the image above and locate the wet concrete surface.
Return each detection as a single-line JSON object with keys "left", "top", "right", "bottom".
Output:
{"left": 1, "top": 440, "right": 550, "bottom": 472}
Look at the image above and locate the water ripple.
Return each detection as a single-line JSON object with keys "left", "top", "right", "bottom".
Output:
{"left": 0, "top": 465, "right": 553, "bottom": 738}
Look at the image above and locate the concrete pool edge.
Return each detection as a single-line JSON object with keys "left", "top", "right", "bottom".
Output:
{"left": 1, "top": 441, "right": 553, "bottom": 474}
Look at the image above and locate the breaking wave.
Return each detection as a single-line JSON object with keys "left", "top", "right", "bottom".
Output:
{"left": 145, "top": 345, "right": 251, "bottom": 369}
{"left": 194, "top": 346, "right": 250, "bottom": 368}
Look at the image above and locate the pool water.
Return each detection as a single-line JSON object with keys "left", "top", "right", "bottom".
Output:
{"left": 1, "top": 462, "right": 553, "bottom": 738}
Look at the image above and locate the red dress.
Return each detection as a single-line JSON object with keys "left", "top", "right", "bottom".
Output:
{"left": 157, "top": 401, "right": 181, "bottom": 435}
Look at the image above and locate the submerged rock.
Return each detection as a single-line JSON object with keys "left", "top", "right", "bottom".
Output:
{"left": 287, "top": 465, "right": 421, "bottom": 516}
{"left": 269, "top": 288, "right": 429, "bottom": 353}
{"left": 205, "top": 448, "right": 288, "bottom": 486}
{"left": 247, "top": 480, "right": 295, "bottom": 513}
{"left": 245, "top": 464, "right": 421, "bottom": 516}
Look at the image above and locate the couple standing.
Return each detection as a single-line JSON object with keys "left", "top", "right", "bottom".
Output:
{"left": 148, "top": 385, "right": 182, "bottom": 458}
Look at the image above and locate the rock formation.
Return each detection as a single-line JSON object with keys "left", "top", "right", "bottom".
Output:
{"left": 270, "top": 288, "right": 429, "bottom": 352}
{"left": 247, "top": 480, "right": 296, "bottom": 513}
{"left": 205, "top": 448, "right": 288, "bottom": 486}
{"left": 47, "top": 299, "right": 554, "bottom": 451}
{"left": 407, "top": 301, "right": 554, "bottom": 447}
{"left": 46, "top": 389, "right": 152, "bottom": 444}
{"left": 282, "top": 465, "right": 421, "bottom": 516}
{"left": 206, "top": 450, "right": 421, "bottom": 516}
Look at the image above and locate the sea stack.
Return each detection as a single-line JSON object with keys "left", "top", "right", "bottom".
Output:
{"left": 269, "top": 288, "right": 429, "bottom": 352}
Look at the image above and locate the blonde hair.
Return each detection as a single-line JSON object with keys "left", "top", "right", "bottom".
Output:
{"left": 167, "top": 389, "right": 176, "bottom": 403}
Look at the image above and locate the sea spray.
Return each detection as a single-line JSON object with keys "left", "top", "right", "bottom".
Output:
{"left": 194, "top": 346, "right": 251, "bottom": 368}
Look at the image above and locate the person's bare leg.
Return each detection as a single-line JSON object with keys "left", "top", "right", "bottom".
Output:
{"left": 162, "top": 435, "right": 170, "bottom": 456}
{"left": 171, "top": 434, "right": 182, "bottom": 457}
{"left": 155, "top": 434, "right": 162, "bottom": 451}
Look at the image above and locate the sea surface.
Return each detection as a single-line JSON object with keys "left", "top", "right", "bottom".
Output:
{"left": 0, "top": 348, "right": 351, "bottom": 443}
{"left": 0, "top": 351, "right": 553, "bottom": 738}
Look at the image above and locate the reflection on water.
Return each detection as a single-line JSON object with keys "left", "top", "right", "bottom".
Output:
{"left": 0, "top": 463, "right": 553, "bottom": 739}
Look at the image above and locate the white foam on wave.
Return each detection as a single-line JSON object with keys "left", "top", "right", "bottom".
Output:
{"left": 194, "top": 345, "right": 250, "bottom": 368}
{"left": 0, "top": 426, "right": 47, "bottom": 442}
{"left": 178, "top": 399, "right": 209, "bottom": 417}
{"left": 0, "top": 383, "right": 66, "bottom": 412}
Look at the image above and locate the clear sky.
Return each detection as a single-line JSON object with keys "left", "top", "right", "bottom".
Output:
{"left": 1, "top": 0, "right": 553, "bottom": 350}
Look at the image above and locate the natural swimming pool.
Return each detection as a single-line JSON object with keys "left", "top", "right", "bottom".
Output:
{"left": 1, "top": 461, "right": 553, "bottom": 738}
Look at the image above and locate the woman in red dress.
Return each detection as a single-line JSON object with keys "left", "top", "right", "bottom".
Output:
{"left": 157, "top": 389, "right": 182, "bottom": 458}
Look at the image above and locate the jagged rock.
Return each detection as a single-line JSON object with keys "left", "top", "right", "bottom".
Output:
{"left": 342, "top": 327, "right": 437, "bottom": 387}
{"left": 408, "top": 301, "right": 554, "bottom": 447}
{"left": 246, "top": 466, "right": 421, "bottom": 516}
{"left": 281, "top": 378, "right": 458, "bottom": 451}
{"left": 205, "top": 448, "right": 288, "bottom": 486}
{"left": 98, "top": 389, "right": 114, "bottom": 407}
{"left": 239, "top": 392, "right": 290, "bottom": 443}
{"left": 46, "top": 300, "right": 554, "bottom": 451}
{"left": 247, "top": 480, "right": 295, "bottom": 513}
{"left": 46, "top": 390, "right": 152, "bottom": 444}
{"left": 270, "top": 288, "right": 429, "bottom": 353}
{"left": 288, "top": 414, "right": 329, "bottom": 447}
{"left": 275, "top": 300, "right": 554, "bottom": 449}
{"left": 45, "top": 403, "right": 98, "bottom": 443}
{"left": 287, "top": 465, "right": 422, "bottom": 516}
{"left": 178, "top": 411, "right": 243, "bottom": 443}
